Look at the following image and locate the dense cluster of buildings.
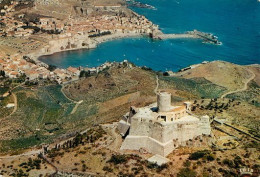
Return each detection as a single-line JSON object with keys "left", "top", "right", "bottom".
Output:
{"left": 0, "top": 0, "right": 158, "bottom": 37}
{"left": 0, "top": 54, "right": 81, "bottom": 82}
{"left": 66, "top": 14, "right": 157, "bottom": 35}
{"left": 0, "top": 1, "right": 34, "bottom": 37}
{"left": 0, "top": 52, "right": 124, "bottom": 83}
{"left": 0, "top": 1, "right": 159, "bottom": 83}
{"left": 0, "top": 1, "right": 66, "bottom": 37}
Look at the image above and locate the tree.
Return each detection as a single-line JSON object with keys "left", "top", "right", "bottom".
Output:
{"left": 48, "top": 64, "right": 57, "bottom": 71}
{"left": 0, "top": 70, "right": 5, "bottom": 77}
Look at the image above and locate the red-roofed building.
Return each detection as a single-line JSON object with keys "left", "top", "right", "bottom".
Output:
{"left": 67, "top": 66, "right": 80, "bottom": 76}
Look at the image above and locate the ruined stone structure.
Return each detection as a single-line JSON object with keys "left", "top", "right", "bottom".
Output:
{"left": 118, "top": 92, "right": 211, "bottom": 157}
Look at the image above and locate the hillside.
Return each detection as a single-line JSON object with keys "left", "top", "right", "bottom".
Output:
{"left": 0, "top": 61, "right": 259, "bottom": 176}
{"left": 175, "top": 61, "right": 258, "bottom": 91}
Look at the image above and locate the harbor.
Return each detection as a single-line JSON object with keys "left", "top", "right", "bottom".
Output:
{"left": 152, "top": 30, "right": 222, "bottom": 45}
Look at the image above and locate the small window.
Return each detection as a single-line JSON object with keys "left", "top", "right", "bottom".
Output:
{"left": 161, "top": 115, "right": 166, "bottom": 121}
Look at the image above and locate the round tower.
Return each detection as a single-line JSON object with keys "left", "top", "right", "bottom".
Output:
{"left": 157, "top": 92, "right": 172, "bottom": 112}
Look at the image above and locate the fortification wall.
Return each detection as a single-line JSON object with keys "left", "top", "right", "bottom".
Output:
{"left": 120, "top": 136, "right": 148, "bottom": 151}
{"left": 199, "top": 116, "right": 211, "bottom": 135}
{"left": 149, "top": 122, "right": 164, "bottom": 142}
{"left": 129, "top": 117, "right": 152, "bottom": 137}
{"left": 129, "top": 116, "right": 204, "bottom": 143}
{"left": 120, "top": 136, "right": 176, "bottom": 156}
{"left": 161, "top": 123, "right": 175, "bottom": 143}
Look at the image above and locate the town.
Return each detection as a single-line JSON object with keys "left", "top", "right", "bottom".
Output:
{"left": 0, "top": 0, "right": 159, "bottom": 84}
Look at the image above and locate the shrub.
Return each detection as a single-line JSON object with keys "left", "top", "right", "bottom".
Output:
{"left": 206, "top": 154, "right": 215, "bottom": 161}
{"left": 146, "top": 162, "right": 158, "bottom": 169}
{"left": 233, "top": 156, "right": 243, "bottom": 168}
{"left": 108, "top": 154, "right": 127, "bottom": 165}
{"left": 103, "top": 166, "right": 113, "bottom": 172}
{"left": 177, "top": 168, "right": 197, "bottom": 177}
{"left": 189, "top": 150, "right": 209, "bottom": 160}
{"left": 183, "top": 160, "right": 191, "bottom": 167}
{"left": 82, "top": 164, "right": 87, "bottom": 172}
{"left": 222, "top": 159, "right": 234, "bottom": 168}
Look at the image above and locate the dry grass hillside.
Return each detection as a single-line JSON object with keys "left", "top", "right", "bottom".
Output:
{"left": 175, "top": 61, "right": 258, "bottom": 91}
{"left": 31, "top": 0, "right": 128, "bottom": 19}
{"left": 248, "top": 64, "right": 260, "bottom": 86}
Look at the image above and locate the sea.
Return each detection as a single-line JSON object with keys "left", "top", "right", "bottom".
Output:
{"left": 39, "top": 0, "right": 260, "bottom": 71}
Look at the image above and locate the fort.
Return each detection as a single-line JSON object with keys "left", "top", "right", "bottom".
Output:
{"left": 118, "top": 92, "right": 211, "bottom": 157}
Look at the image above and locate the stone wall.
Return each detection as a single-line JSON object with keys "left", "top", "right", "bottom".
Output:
{"left": 121, "top": 115, "right": 210, "bottom": 157}
{"left": 120, "top": 135, "right": 175, "bottom": 156}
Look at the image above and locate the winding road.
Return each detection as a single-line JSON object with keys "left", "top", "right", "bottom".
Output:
{"left": 2, "top": 82, "right": 25, "bottom": 119}
{"left": 221, "top": 68, "right": 255, "bottom": 99}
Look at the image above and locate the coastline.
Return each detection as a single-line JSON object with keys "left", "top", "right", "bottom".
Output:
{"left": 28, "top": 32, "right": 146, "bottom": 65}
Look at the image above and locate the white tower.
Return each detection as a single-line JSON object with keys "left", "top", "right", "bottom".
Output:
{"left": 157, "top": 92, "right": 172, "bottom": 112}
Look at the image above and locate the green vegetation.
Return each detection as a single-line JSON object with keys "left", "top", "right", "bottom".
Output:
{"left": 160, "top": 76, "right": 227, "bottom": 99}
{"left": 188, "top": 150, "right": 215, "bottom": 163}
{"left": 226, "top": 81, "right": 259, "bottom": 107}
{"left": 189, "top": 150, "right": 210, "bottom": 160}
{"left": 0, "top": 87, "right": 8, "bottom": 95}
{"left": 19, "top": 157, "right": 42, "bottom": 170}
{"left": 14, "top": 85, "right": 75, "bottom": 129}
{"left": 103, "top": 166, "right": 113, "bottom": 172}
{"left": 0, "top": 135, "right": 50, "bottom": 152}
{"left": 0, "top": 84, "right": 87, "bottom": 152}
{"left": 222, "top": 156, "right": 244, "bottom": 169}
{"left": 177, "top": 168, "right": 197, "bottom": 177}
{"left": 218, "top": 168, "right": 237, "bottom": 177}
{"left": 146, "top": 162, "right": 168, "bottom": 172}
{"left": 108, "top": 154, "right": 128, "bottom": 165}
{"left": 227, "top": 91, "right": 260, "bottom": 107}
{"left": 0, "top": 92, "right": 13, "bottom": 117}
{"left": 46, "top": 126, "right": 106, "bottom": 159}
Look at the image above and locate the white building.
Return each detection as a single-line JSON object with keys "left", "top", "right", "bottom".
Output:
{"left": 118, "top": 92, "right": 211, "bottom": 157}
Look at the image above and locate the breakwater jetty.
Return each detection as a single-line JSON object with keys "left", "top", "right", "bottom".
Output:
{"left": 151, "top": 30, "right": 222, "bottom": 45}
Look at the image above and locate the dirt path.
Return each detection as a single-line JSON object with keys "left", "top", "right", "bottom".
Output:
{"left": 221, "top": 68, "right": 255, "bottom": 99}
{"left": 154, "top": 75, "right": 159, "bottom": 94}
{"left": 70, "top": 100, "right": 83, "bottom": 114}
{"left": 0, "top": 149, "right": 42, "bottom": 160}
{"left": 60, "top": 85, "right": 83, "bottom": 114}
{"left": 3, "top": 83, "right": 24, "bottom": 118}
{"left": 9, "top": 93, "right": 17, "bottom": 116}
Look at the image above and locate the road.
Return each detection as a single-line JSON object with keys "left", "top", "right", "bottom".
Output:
{"left": 2, "top": 82, "right": 25, "bottom": 118}
{"left": 0, "top": 149, "right": 42, "bottom": 160}
{"left": 154, "top": 75, "right": 159, "bottom": 94}
{"left": 9, "top": 93, "right": 17, "bottom": 116}
{"left": 221, "top": 68, "right": 256, "bottom": 98}
{"left": 60, "top": 85, "right": 83, "bottom": 114}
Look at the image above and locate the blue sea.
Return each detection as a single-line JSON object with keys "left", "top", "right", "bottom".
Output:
{"left": 39, "top": 0, "right": 260, "bottom": 71}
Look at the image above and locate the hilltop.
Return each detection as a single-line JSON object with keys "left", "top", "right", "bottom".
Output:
{"left": 0, "top": 61, "right": 259, "bottom": 176}
{"left": 175, "top": 61, "right": 259, "bottom": 91}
